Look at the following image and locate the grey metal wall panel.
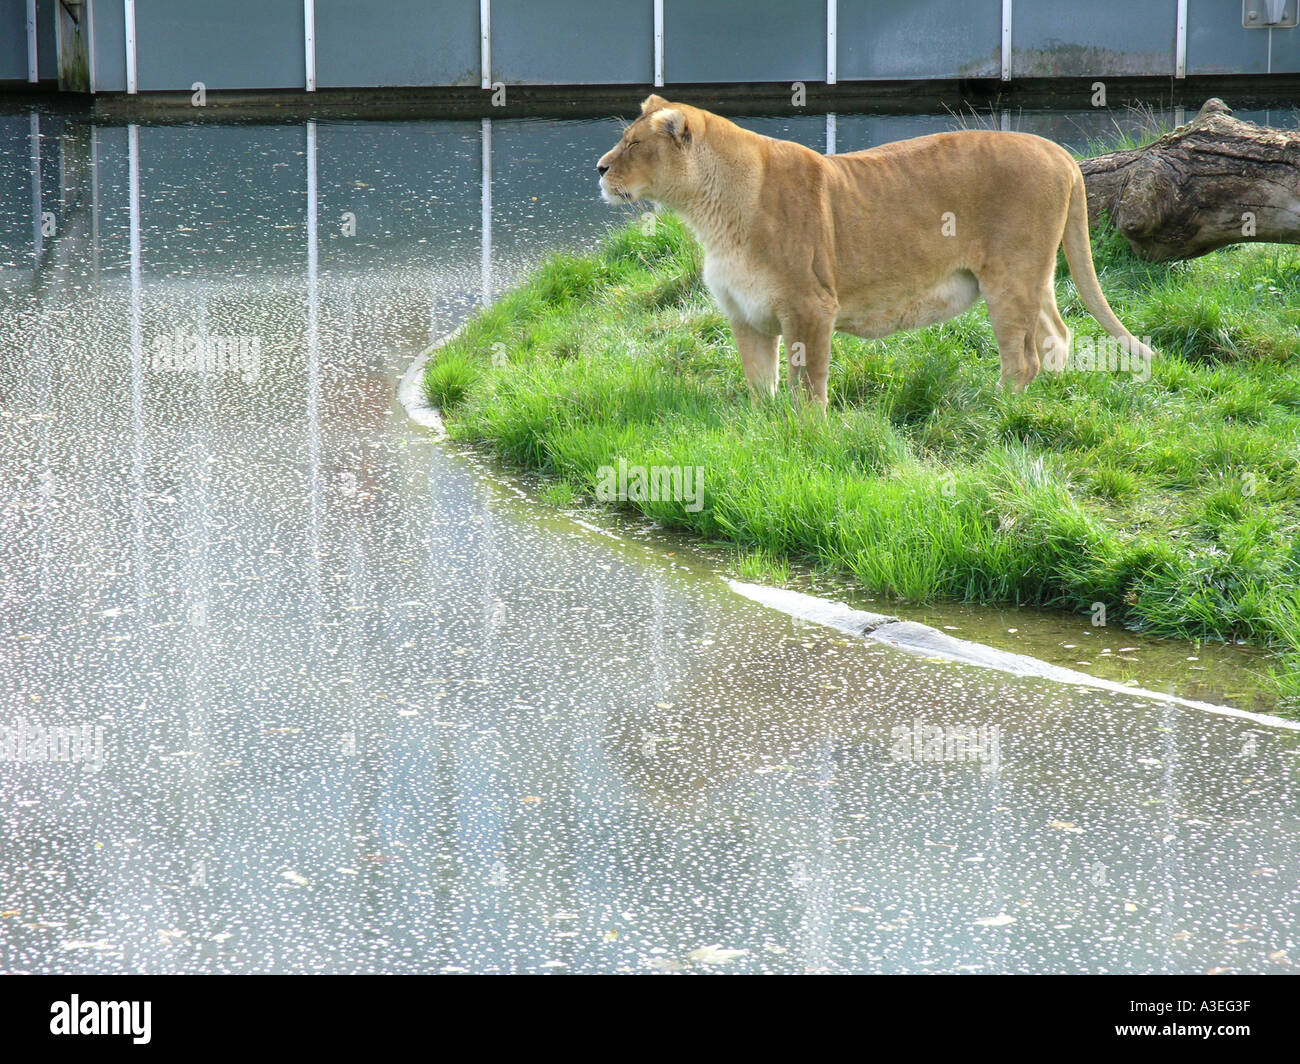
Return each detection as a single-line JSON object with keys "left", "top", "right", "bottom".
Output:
{"left": 37, "top": 0, "right": 56, "bottom": 79}
{"left": 134, "top": 0, "right": 305, "bottom": 91}
{"left": 493, "top": 0, "right": 652, "bottom": 85}
{"left": 1268, "top": 21, "right": 1300, "bottom": 73}
{"left": 1012, "top": 0, "right": 1176, "bottom": 76}
{"left": 89, "top": 0, "right": 127, "bottom": 92}
{"left": 839, "top": 0, "right": 1001, "bottom": 79}
{"left": 1186, "top": 0, "right": 1298, "bottom": 74}
{"left": 0, "top": 0, "right": 54, "bottom": 82}
{"left": 15, "top": 0, "right": 1300, "bottom": 95}
{"left": 665, "top": 0, "right": 825, "bottom": 83}
{"left": 1187, "top": 0, "right": 1266, "bottom": 74}
{"left": 315, "top": 0, "right": 479, "bottom": 88}
{"left": 0, "top": 0, "right": 27, "bottom": 81}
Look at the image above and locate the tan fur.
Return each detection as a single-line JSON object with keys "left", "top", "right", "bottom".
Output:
{"left": 597, "top": 96, "right": 1156, "bottom": 409}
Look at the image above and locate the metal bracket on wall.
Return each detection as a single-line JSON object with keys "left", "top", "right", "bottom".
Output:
{"left": 1243, "top": 1, "right": 1298, "bottom": 27}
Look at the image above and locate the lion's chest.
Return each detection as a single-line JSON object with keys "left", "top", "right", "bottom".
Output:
{"left": 703, "top": 253, "right": 781, "bottom": 335}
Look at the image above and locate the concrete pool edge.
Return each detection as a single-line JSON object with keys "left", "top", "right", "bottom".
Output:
{"left": 396, "top": 330, "right": 456, "bottom": 438}
{"left": 727, "top": 579, "right": 1300, "bottom": 732}
{"left": 398, "top": 344, "right": 1298, "bottom": 733}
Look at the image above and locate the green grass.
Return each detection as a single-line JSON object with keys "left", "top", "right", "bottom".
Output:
{"left": 539, "top": 478, "right": 579, "bottom": 508}
{"left": 425, "top": 214, "right": 1300, "bottom": 716}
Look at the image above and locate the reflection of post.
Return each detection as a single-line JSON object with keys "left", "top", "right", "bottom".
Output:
{"left": 90, "top": 125, "right": 100, "bottom": 279}
{"left": 129, "top": 124, "right": 146, "bottom": 608}
{"left": 481, "top": 118, "right": 492, "bottom": 306}
{"left": 1157, "top": 703, "right": 1181, "bottom": 969}
{"left": 306, "top": 121, "right": 323, "bottom": 621}
{"left": 982, "top": 765, "right": 1006, "bottom": 974}
{"left": 825, "top": 113, "right": 836, "bottom": 156}
{"left": 651, "top": 583, "right": 665, "bottom": 703}
{"left": 30, "top": 113, "right": 41, "bottom": 264}
{"left": 186, "top": 288, "right": 213, "bottom": 910}
{"left": 795, "top": 736, "right": 835, "bottom": 971}
{"left": 478, "top": 485, "right": 497, "bottom": 680}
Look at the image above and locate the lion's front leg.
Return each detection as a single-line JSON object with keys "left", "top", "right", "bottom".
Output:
{"left": 731, "top": 318, "right": 780, "bottom": 402}
{"left": 780, "top": 314, "right": 833, "bottom": 413}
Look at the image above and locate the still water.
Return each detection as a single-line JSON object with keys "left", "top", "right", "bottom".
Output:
{"left": 1, "top": 104, "right": 1297, "bottom": 974}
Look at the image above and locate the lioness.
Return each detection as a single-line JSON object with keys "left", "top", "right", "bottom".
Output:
{"left": 597, "top": 96, "right": 1155, "bottom": 409}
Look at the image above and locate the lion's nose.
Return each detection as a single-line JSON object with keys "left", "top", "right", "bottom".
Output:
{"left": 597, "top": 163, "right": 609, "bottom": 177}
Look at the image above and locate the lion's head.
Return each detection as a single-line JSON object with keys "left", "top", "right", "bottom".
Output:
{"left": 596, "top": 95, "right": 696, "bottom": 206}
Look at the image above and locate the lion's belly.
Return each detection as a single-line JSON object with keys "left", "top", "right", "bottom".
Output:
{"left": 836, "top": 269, "right": 981, "bottom": 339}
{"left": 703, "top": 254, "right": 980, "bottom": 342}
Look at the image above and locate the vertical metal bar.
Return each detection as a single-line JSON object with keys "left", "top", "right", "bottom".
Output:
{"left": 480, "top": 0, "right": 491, "bottom": 89}
{"left": 825, "top": 113, "right": 836, "bottom": 155}
{"left": 124, "top": 0, "right": 138, "bottom": 94}
{"left": 53, "top": 0, "right": 62, "bottom": 85}
{"left": 826, "top": 0, "right": 837, "bottom": 85}
{"left": 481, "top": 118, "right": 492, "bottom": 305}
{"left": 86, "top": 0, "right": 98, "bottom": 91}
{"left": 304, "top": 0, "right": 317, "bottom": 91}
{"left": 1001, "top": 0, "right": 1013, "bottom": 82}
{"left": 26, "top": 0, "right": 38, "bottom": 82}
{"left": 1175, "top": 0, "right": 1187, "bottom": 78}
{"left": 653, "top": 0, "right": 664, "bottom": 88}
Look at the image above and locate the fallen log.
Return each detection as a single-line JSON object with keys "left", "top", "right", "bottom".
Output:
{"left": 1078, "top": 98, "right": 1300, "bottom": 262}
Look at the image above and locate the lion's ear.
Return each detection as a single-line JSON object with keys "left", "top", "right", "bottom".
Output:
{"left": 652, "top": 108, "right": 690, "bottom": 145}
{"left": 640, "top": 94, "right": 668, "bottom": 114}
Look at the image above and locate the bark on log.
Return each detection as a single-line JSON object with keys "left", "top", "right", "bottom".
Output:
{"left": 1078, "top": 98, "right": 1300, "bottom": 262}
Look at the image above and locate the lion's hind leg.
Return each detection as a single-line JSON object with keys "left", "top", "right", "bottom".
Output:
{"left": 981, "top": 282, "right": 1042, "bottom": 391}
{"left": 1037, "top": 292, "right": 1071, "bottom": 374}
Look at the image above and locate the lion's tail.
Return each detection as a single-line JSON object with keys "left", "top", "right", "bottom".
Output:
{"left": 1060, "top": 168, "right": 1156, "bottom": 365}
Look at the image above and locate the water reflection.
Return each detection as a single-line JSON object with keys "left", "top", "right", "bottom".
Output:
{"left": 0, "top": 106, "right": 1297, "bottom": 975}
{"left": 11, "top": 104, "right": 1300, "bottom": 289}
